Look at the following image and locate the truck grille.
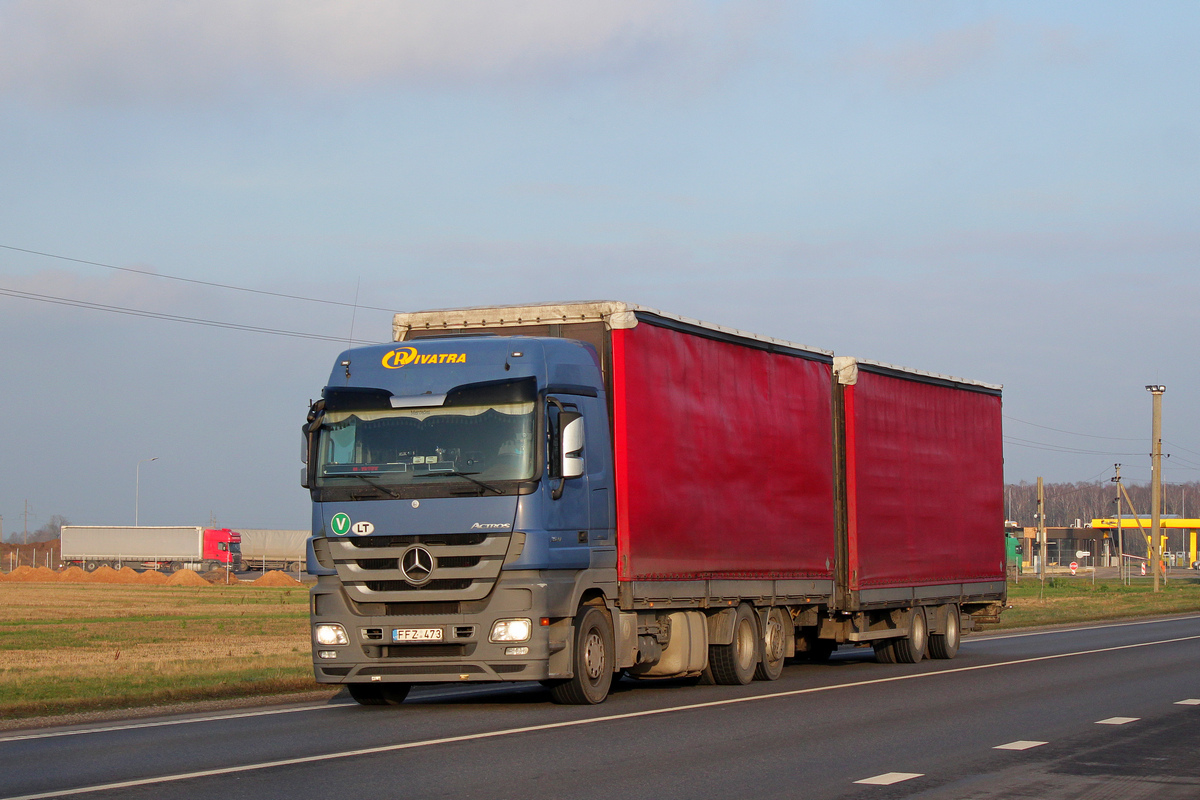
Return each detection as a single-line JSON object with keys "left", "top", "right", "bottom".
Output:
{"left": 327, "top": 530, "right": 510, "bottom": 603}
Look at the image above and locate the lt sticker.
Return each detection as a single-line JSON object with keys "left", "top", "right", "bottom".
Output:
{"left": 351, "top": 521, "right": 375, "bottom": 536}
{"left": 330, "top": 512, "right": 352, "bottom": 536}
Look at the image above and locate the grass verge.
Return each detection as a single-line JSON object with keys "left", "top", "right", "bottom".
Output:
{"left": 995, "top": 573, "right": 1200, "bottom": 629}
{"left": 0, "top": 582, "right": 317, "bottom": 720}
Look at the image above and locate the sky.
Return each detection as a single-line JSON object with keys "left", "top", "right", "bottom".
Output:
{"left": 2, "top": 1, "right": 1198, "bottom": 537}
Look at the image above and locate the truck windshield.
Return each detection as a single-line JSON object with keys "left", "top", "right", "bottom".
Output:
{"left": 314, "top": 380, "right": 536, "bottom": 488}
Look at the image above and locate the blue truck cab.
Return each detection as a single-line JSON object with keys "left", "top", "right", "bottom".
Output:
{"left": 303, "top": 334, "right": 618, "bottom": 704}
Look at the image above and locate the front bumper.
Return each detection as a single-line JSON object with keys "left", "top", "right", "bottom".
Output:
{"left": 309, "top": 572, "right": 568, "bottom": 685}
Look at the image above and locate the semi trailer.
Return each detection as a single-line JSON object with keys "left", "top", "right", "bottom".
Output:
{"left": 60, "top": 526, "right": 242, "bottom": 573}
{"left": 237, "top": 529, "right": 309, "bottom": 572}
{"left": 302, "top": 301, "right": 1005, "bottom": 705}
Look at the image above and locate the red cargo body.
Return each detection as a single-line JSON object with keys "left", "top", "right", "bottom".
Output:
{"left": 843, "top": 363, "right": 1004, "bottom": 593}
{"left": 610, "top": 319, "right": 838, "bottom": 582}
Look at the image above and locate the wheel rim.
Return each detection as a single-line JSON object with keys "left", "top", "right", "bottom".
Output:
{"left": 946, "top": 608, "right": 959, "bottom": 646}
{"left": 583, "top": 631, "right": 605, "bottom": 680}
{"left": 912, "top": 611, "right": 927, "bottom": 653}
{"left": 736, "top": 619, "right": 756, "bottom": 671}
{"left": 764, "top": 614, "right": 785, "bottom": 663}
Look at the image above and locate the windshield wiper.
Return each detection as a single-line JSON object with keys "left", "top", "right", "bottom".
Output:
{"left": 414, "top": 470, "right": 504, "bottom": 495}
{"left": 347, "top": 473, "right": 403, "bottom": 499}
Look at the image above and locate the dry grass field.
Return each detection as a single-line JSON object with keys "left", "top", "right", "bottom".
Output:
{"left": 995, "top": 574, "right": 1200, "bottom": 628}
{"left": 0, "top": 581, "right": 322, "bottom": 720}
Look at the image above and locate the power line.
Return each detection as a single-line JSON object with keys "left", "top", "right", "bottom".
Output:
{"left": 0, "top": 286, "right": 384, "bottom": 345}
{"left": 1003, "top": 414, "right": 1142, "bottom": 442}
{"left": 1002, "top": 435, "right": 1144, "bottom": 457}
{"left": 0, "top": 243, "right": 398, "bottom": 313}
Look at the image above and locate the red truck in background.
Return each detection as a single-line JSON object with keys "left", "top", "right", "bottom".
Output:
{"left": 60, "top": 526, "right": 242, "bottom": 573}
{"left": 305, "top": 301, "right": 1005, "bottom": 704}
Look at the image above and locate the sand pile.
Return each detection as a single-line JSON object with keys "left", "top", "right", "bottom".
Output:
{"left": 252, "top": 571, "right": 305, "bottom": 587}
{"left": 200, "top": 569, "right": 241, "bottom": 584}
{"left": 165, "top": 569, "right": 210, "bottom": 586}
{"left": 136, "top": 569, "right": 171, "bottom": 585}
{"left": 1, "top": 566, "right": 60, "bottom": 582}
{"left": 58, "top": 566, "right": 87, "bottom": 582}
{"left": 84, "top": 565, "right": 124, "bottom": 583}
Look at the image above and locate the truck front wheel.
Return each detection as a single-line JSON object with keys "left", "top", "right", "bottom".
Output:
{"left": 709, "top": 603, "right": 758, "bottom": 685}
{"left": 348, "top": 683, "right": 411, "bottom": 706}
{"left": 549, "top": 605, "right": 614, "bottom": 705}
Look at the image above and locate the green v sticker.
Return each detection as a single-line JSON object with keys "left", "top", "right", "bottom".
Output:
{"left": 330, "top": 512, "right": 352, "bottom": 536}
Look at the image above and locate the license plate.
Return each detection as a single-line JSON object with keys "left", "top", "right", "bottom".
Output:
{"left": 392, "top": 627, "right": 443, "bottom": 642}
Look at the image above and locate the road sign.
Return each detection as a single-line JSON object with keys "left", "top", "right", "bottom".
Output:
{"left": 1070, "top": 561, "right": 1078, "bottom": 575}
{"left": 1076, "top": 550, "right": 1090, "bottom": 558}
{"left": 1141, "top": 562, "right": 1147, "bottom": 576}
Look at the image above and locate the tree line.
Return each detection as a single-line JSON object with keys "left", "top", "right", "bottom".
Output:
{"left": 1005, "top": 481, "right": 1200, "bottom": 528}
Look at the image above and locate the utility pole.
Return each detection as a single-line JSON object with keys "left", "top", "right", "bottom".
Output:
{"left": 1112, "top": 465, "right": 1125, "bottom": 584}
{"left": 1037, "top": 477, "right": 1046, "bottom": 600}
{"left": 23, "top": 500, "right": 30, "bottom": 546}
{"left": 1147, "top": 385, "right": 1165, "bottom": 592}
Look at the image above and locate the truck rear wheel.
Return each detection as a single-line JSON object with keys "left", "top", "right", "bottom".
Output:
{"left": 754, "top": 607, "right": 788, "bottom": 681}
{"left": 549, "top": 605, "right": 614, "bottom": 705}
{"left": 348, "top": 683, "right": 410, "bottom": 706}
{"left": 928, "top": 604, "right": 960, "bottom": 659}
{"left": 709, "top": 603, "right": 758, "bottom": 685}
{"left": 892, "top": 607, "right": 928, "bottom": 664}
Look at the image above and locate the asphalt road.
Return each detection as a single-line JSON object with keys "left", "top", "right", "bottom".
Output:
{"left": 3, "top": 615, "right": 1199, "bottom": 800}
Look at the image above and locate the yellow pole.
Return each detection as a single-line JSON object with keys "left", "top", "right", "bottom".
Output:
{"left": 1190, "top": 530, "right": 1196, "bottom": 568}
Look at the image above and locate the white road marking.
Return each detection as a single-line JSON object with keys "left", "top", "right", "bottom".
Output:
{"left": 0, "top": 684, "right": 532, "bottom": 743}
{"left": 973, "top": 613, "right": 1200, "bottom": 642}
{"left": 4, "top": 632, "right": 1200, "bottom": 800}
{"left": 1175, "top": 699, "right": 1200, "bottom": 705}
{"left": 854, "top": 772, "right": 923, "bottom": 785}
{"left": 1096, "top": 717, "right": 1139, "bottom": 725}
{"left": 0, "top": 704, "right": 347, "bottom": 743}
{"left": 994, "top": 740, "right": 1047, "bottom": 750}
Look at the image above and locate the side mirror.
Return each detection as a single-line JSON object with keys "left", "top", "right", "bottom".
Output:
{"left": 561, "top": 413, "right": 585, "bottom": 479}
{"left": 550, "top": 408, "right": 584, "bottom": 500}
{"left": 301, "top": 399, "right": 324, "bottom": 489}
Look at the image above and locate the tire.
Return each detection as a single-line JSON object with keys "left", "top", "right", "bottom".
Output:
{"left": 549, "top": 605, "right": 615, "bottom": 705}
{"left": 928, "top": 604, "right": 960, "bottom": 660}
{"left": 83, "top": 561, "right": 98, "bottom": 573}
{"left": 709, "top": 603, "right": 758, "bottom": 685}
{"left": 348, "top": 683, "right": 410, "bottom": 706}
{"left": 874, "top": 639, "right": 897, "bottom": 663}
{"left": 892, "top": 607, "right": 928, "bottom": 664}
{"left": 754, "top": 607, "right": 789, "bottom": 681}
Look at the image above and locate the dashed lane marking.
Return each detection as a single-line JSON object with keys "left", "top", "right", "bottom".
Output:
{"left": 1175, "top": 699, "right": 1200, "bottom": 705}
{"left": 994, "top": 740, "right": 1048, "bottom": 750}
{"left": 854, "top": 772, "right": 924, "bottom": 785}
{"left": 1096, "top": 717, "right": 1140, "bottom": 725}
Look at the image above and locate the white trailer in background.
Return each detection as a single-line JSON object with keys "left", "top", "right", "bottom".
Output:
{"left": 237, "top": 529, "right": 309, "bottom": 572}
{"left": 60, "top": 526, "right": 241, "bottom": 572}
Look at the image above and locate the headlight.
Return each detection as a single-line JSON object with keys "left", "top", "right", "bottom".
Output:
{"left": 489, "top": 618, "right": 532, "bottom": 643}
{"left": 314, "top": 623, "right": 349, "bottom": 646}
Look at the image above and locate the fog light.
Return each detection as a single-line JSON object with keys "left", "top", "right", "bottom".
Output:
{"left": 314, "top": 623, "right": 349, "bottom": 646}
{"left": 489, "top": 618, "right": 532, "bottom": 643}
{"left": 318, "top": 650, "right": 338, "bottom": 659}
{"left": 504, "top": 646, "right": 529, "bottom": 656}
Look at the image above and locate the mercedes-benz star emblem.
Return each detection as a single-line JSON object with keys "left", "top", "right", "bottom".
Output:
{"left": 400, "top": 546, "right": 434, "bottom": 585}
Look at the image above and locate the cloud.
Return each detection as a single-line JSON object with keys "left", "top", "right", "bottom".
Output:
{"left": 840, "top": 19, "right": 1003, "bottom": 87}
{"left": 0, "top": 0, "right": 766, "bottom": 104}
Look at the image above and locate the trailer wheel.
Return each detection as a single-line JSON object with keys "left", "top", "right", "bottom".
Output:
{"left": 709, "top": 603, "right": 758, "bottom": 685}
{"left": 348, "top": 683, "right": 410, "bottom": 706}
{"left": 754, "top": 607, "right": 788, "bottom": 681}
{"left": 892, "top": 607, "right": 928, "bottom": 664}
{"left": 549, "top": 605, "right": 614, "bottom": 705}
{"left": 873, "top": 639, "right": 897, "bottom": 663}
{"left": 83, "top": 561, "right": 98, "bottom": 573}
{"left": 928, "top": 604, "right": 960, "bottom": 660}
